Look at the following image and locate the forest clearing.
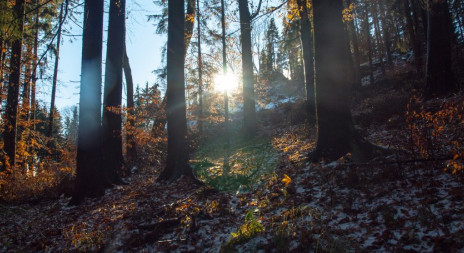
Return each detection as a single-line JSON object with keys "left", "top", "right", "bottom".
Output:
{"left": 1, "top": 0, "right": 464, "bottom": 252}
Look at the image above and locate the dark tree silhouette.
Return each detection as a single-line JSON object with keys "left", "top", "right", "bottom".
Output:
{"left": 48, "top": 2, "right": 66, "bottom": 138}
{"left": 2, "top": 0, "right": 25, "bottom": 171}
{"left": 123, "top": 47, "right": 137, "bottom": 165}
{"left": 296, "top": 0, "right": 315, "bottom": 119}
{"left": 102, "top": 0, "right": 126, "bottom": 184}
{"left": 403, "top": 0, "right": 423, "bottom": 73}
{"left": 72, "top": 0, "right": 105, "bottom": 203}
{"left": 157, "top": 0, "right": 196, "bottom": 182}
{"left": 238, "top": 0, "right": 260, "bottom": 134}
{"left": 425, "top": 0, "right": 455, "bottom": 97}
{"left": 310, "top": 0, "right": 377, "bottom": 162}
{"left": 197, "top": 0, "right": 204, "bottom": 134}
{"left": 345, "top": 0, "right": 361, "bottom": 87}
{"left": 184, "top": 0, "right": 196, "bottom": 57}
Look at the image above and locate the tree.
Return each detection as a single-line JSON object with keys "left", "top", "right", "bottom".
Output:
{"left": 425, "top": 0, "right": 455, "bottom": 97}
{"left": 47, "top": 1, "right": 66, "bottom": 138}
{"left": 344, "top": 0, "right": 361, "bottom": 87}
{"left": 2, "top": 0, "right": 25, "bottom": 172}
{"left": 102, "top": 0, "right": 126, "bottom": 184}
{"left": 262, "top": 17, "right": 280, "bottom": 77}
{"left": 310, "top": 0, "right": 377, "bottom": 161}
{"left": 296, "top": 0, "right": 315, "bottom": 119}
{"left": 72, "top": 0, "right": 105, "bottom": 203}
{"left": 123, "top": 47, "right": 137, "bottom": 165}
{"left": 157, "top": 0, "right": 196, "bottom": 182}
{"left": 197, "top": 0, "right": 204, "bottom": 135}
{"left": 238, "top": 0, "right": 261, "bottom": 134}
{"left": 403, "top": 0, "right": 423, "bottom": 73}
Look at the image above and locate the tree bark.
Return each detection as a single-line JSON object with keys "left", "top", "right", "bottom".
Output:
{"left": 102, "top": 0, "right": 126, "bottom": 184}
{"left": 310, "top": 0, "right": 376, "bottom": 162}
{"left": 371, "top": 2, "right": 386, "bottom": 75}
{"left": 198, "top": 0, "right": 204, "bottom": 135}
{"left": 31, "top": 6, "right": 39, "bottom": 131}
{"left": 238, "top": 0, "right": 257, "bottom": 134}
{"left": 123, "top": 46, "right": 137, "bottom": 165}
{"left": 296, "top": 0, "right": 315, "bottom": 121}
{"left": 425, "top": 0, "right": 455, "bottom": 98}
{"left": 158, "top": 0, "right": 196, "bottom": 182}
{"left": 363, "top": 7, "right": 375, "bottom": 85}
{"left": 48, "top": 2, "right": 65, "bottom": 138}
{"left": 184, "top": 0, "right": 196, "bottom": 58}
{"left": 2, "top": 0, "right": 25, "bottom": 172}
{"left": 404, "top": 0, "right": 423, "bottom": 72}
{"left": 346, "top": 0, "right": 361, "bottom": 88}
{"left": 378, "top": 0, "right": 392, "bottom": 65}
{"left": 72, "top": 0, "right": 105, "bottom": 203}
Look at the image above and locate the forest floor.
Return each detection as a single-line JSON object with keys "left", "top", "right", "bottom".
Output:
{"left": 1, "top": 72, "right": 464, "bottom": 252}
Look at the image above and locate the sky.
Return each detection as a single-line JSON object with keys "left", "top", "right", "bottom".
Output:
{"left": 38, "top": 0, "right": 165, "bottom": 111}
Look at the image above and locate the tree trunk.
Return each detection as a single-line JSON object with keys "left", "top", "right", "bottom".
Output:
{"left": 404, "top": 0, "right": 423, "bottom": 72}
{"left": 48, "top": 2, "right": 65, "bottom": 138}
{"left": 0, "top": 39, "right": 7, "bottom": 110}
{"left": 371, "top": 3, "right": 386, "bottom": 75}
{"left": 425, "top": 0, "right": 455, "bottom": 98}
{"left": 72, "top": 0, "right": 105, "bottom": 204}
{"left": 31, "top": 6, "right": 39, "bottom": 131}
{"left": 2, "top": 0, "right": 25, "bottom": 172}
{"left": 296, "top": 0, "right": 315, "bottom": 121}
{"left": 123, "top": 46, "right": 137, "bottom": 165}
{"left": 238, "top": 0, "right": 257, "bottom": 134}
{"left": 198, "top": 0, "right": 204, "bottom": 135}
{"left": 158, "top": 0, "right": 196, "bottom": 182}
{"left": 346, "top": 0, "right": 361, "bottom": 87}
{"left": 184, "top": 0, "right": 196, "bottom": 58}
{"left": 310, "top": 0, "right": 376, "bottom": 162}
{"left": 378, "top": 0, "right": 392, "bottom": 65}
{"left": 363, "top": 7, "right": 375, "bottom": 85}
{"left": 102, "top": 0, "right": 126, "bottom": 184}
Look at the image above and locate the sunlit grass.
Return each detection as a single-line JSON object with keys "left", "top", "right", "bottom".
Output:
{"left": 192, "top": 131, "right": 279, "bottom": 193}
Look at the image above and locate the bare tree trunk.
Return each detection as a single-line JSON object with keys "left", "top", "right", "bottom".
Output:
{"left": 346, "top": 0, "right": 361, "bottom": 87}
{"left": 31, "top": 6, "right": 39, "bottom": 131}
{"left": 371, "top": 3, "right": 386, "bottom": 75}
{"left": 198, "top": 0, "right": 204, "bottom": 135}
{"left": 72, "top": 0, "right": 105, "bottom": 204}
{"left": 2, "top": 0, "right": 25, "bottom": 172}
{"left": 158, "top": 0, "right": 197, "bottom": 182}
{"left": 310, "top": 0, "right": 377, "bottom": 162}
{"left": 296, "top": 0, "right": 315, "bottom": 120}
{"left": 425, "top": 0, "right": 455, "bottom": 97}
{"left": 404, "top": 0, "right": 423, "bottom": 72}
{"left": 238, "top": 0, "right": 257, "bottom": 134}
{"left": 184, "top": 0, "right": 196, "bottom": 58}
{"left": 48, "top": 2, "right": 65, "bottom": 137}
{"left": 102, "top": 0, "right": 126, "bottom": 184}
{"left": 123, "top": 47, "right": 137, "bottom": 165}
{"left": 363, "top": 7, "right": 375, "bottom": 85}
{"left": 378, "top": 0, "right": 392, "bottom": 65}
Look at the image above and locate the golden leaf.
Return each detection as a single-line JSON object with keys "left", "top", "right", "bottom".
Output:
{"left": 282, "top": 174, "right": 292, "bottom": 186}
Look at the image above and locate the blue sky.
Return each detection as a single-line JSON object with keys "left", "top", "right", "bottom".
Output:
{"left": 39, "top": 0, "right": 165, "bottom": 111}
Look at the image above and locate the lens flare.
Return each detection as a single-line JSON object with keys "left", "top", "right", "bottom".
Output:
{"left": 214, "top": 72, "right": 238, "bottom": 93}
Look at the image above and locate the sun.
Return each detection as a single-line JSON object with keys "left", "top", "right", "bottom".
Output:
{"left": 214, "top": 72, "right": 239, "bottom": 93}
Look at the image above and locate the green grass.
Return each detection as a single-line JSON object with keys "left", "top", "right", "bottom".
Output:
{"left": 192, "top": 132, "right": 279, "bottom": 193}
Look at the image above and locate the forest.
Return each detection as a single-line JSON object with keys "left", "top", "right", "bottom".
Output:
{"left": 1, "top": 0, "right": 464, "bottom": 251}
